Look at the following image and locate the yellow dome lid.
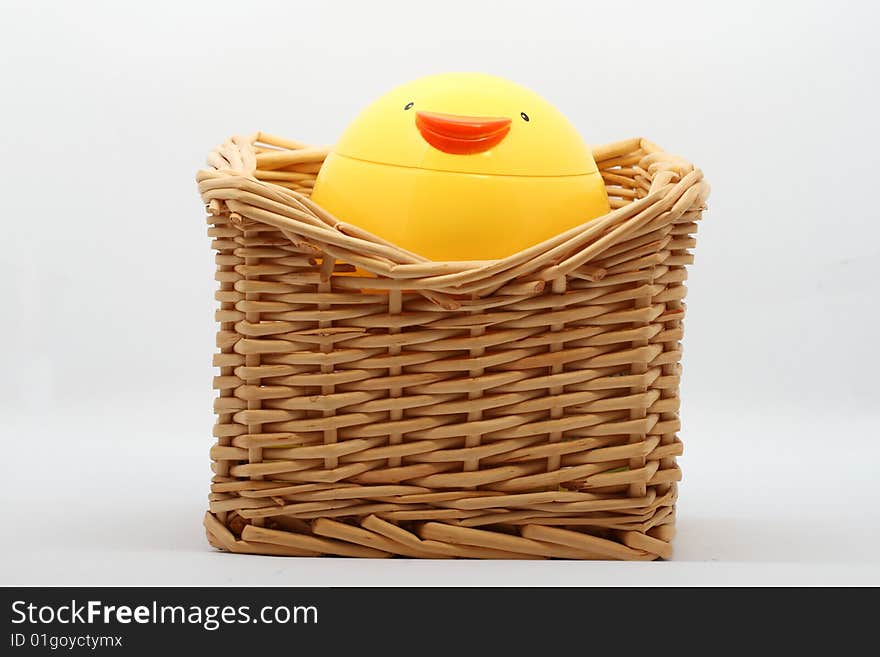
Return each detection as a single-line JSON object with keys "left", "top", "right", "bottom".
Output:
{"left": 332, "top": 72, "right": 598, "bottom": 177}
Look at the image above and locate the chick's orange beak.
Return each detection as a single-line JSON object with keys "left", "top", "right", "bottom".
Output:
{"left": 415, "top": 111, "right": 511, "bottom": 155}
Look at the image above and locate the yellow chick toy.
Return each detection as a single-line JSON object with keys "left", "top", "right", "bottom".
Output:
{"left": 311, "top": 73, "right": 610, "bottom": 261}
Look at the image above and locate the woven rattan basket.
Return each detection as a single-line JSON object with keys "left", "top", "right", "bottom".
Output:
{"left": 197, "top": 132, "right": 709, "bottom": 560}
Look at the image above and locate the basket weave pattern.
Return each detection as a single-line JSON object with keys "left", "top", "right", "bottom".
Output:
{"left": 197, "top": 132, "right": 709, "bottom": 559}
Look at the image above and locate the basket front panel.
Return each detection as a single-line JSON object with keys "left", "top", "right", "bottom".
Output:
{"left": 204, "top": 210, "right": 698, "bottom": 561}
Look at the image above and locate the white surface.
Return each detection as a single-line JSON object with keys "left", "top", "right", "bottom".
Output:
{"left": 2, "top": 0, "right": 879, "bottom": 586}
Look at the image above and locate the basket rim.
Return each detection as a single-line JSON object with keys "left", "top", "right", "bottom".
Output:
{"left": 197, "top": 133, "right": 708, "bottom": 305}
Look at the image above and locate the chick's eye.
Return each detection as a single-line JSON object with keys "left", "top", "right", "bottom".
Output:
{"left": 404, "top": 102, "right": 414, "bottom": 110}
{"left": 520, "top": 112, "right": 530, "bottom": 122}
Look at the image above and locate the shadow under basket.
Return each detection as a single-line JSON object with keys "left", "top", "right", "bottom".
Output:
{"left": 197, "top": 132, "right": 710, "bottom": 560}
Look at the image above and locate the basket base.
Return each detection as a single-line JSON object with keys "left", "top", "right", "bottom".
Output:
{"left": 203, "top": 509, "right": 674, "bottom": 560}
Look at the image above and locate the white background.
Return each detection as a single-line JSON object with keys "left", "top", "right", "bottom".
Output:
{"left": 1, "top": 0, "right": 878, "bottom": 585}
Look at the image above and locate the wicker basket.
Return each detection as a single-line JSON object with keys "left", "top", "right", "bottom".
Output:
{"left": 197, "top": 132, "right": 709, "bottom": 560}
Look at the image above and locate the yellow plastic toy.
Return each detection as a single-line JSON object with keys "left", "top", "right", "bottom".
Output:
{"left": 311, "top": 72, "right": 610, "bottom": 261}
